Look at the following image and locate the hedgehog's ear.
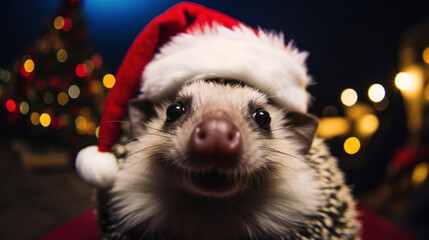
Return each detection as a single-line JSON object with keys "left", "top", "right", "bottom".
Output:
{"left": 128, "top": 98, "right": 157, "bottom": 137}
{"left": 284, "top": 112, "right": 319, "bottom": 154}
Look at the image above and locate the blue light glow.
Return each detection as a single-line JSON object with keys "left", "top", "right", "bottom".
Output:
{"left": 82, "top": 0, "right": 180, "bottom": 70}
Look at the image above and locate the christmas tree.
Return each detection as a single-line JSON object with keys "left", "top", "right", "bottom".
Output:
{"left": 1, "top": 0, "right": 113, "bottom": 150}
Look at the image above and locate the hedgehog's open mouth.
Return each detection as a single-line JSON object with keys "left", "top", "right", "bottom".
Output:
{"left": 184, "top": 168, "right": 241, "bottom": 197}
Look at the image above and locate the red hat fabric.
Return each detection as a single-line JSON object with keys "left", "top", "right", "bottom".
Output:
{"left": 76, "top": 2, "right": 311, "bottom": 189}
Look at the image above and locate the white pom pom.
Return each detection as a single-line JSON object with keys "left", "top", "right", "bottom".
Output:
{"left": 75, "top": 146, "right": 119, "bottom": 189}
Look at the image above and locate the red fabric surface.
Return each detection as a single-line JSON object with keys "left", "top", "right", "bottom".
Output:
{"left": 357, "top": 206, "right": 419, "bottom": 240}
{"left": 99, "top": 2, "right": 240, "bottom": 152}
{"left": 37, "top": 208, "right": 99, "bottom": 240}
{"left": 39, "top": 206, "right": 418, "bottom": 240}
{"left": 392, "top": 145, "right": 429, "bottom": 170}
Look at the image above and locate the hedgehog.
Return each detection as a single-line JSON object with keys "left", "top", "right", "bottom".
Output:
{"left": 94, "top": 80, "right": 359, "bottom": 240}
{"left": 75, "top": 2, "right": 360, "bottom": 239}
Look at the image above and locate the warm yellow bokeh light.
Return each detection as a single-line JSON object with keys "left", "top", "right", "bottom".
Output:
{"left": 95, "top": 126, "right": 100, "bottom": 138}
{"left": 57, "top": 49, "right": 68, "bottom": 62}
{"left": 24, "top": 59, "right": 35, "bottom": 73}
{"left": 341, "top": 88, "right": 358, "bottom": 106}
{"left": 57, "top": 92, "right": 69, "bottom": 105}
{"left": 20, "top": 101, "right": 29, "bottom": 115}
{"left": 40, "top": 113, "right": 51, "bottom": 127}
{"left": 317, "top": 117, "right": 350, "bottom": 139}
{"left": 368, "top": 84, "right": 385, "bottom": 103}
{"left": 423, "top": 47, "right": 429, "bottom": 64}
{"left": 103, "top": 74, "right": 116, "bottom": 88}
{"left": 344, "top": 103, "right": 373, "bottom": 121}
{"left": 75, "top": 116, "right": 87, "bottom": 134}
{"left": 395, "top": 72, "right": 413, "bottom": 90}
{"left": 54, "top": 16, "right": 65, "bottom": 30}
{"left": 68, "top": 85, "right": 80, "bottom": 99}
{"left": 344, "top": 137, "right": 361, "bottom": 155}
{"left": 30, "top": 112, "right": 40, "bottom": 125}
{"left": 412, "top": 162, "right": 429, "bottom": 187}
{"left": 357, "top": 114, "right": 379, "bottom": 136}
{"left": 86, "top": 121, "right": 96, "bottom": 135}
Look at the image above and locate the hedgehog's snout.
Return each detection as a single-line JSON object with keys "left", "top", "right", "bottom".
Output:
{"left": 188, "top": 110, "right": 242, "bottom": 169}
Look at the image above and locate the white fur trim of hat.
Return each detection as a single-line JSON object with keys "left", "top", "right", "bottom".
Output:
{"left": 141, "top": 23, "right": 311, "bottom": 112}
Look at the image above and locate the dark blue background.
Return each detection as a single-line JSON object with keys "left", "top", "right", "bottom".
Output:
{"left": 1, "top": 0, "right": 429, "bottom": 112}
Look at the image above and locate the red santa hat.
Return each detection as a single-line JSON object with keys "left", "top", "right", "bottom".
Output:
{"left": 76, "top": 2, "right": 311, "bottom": 189}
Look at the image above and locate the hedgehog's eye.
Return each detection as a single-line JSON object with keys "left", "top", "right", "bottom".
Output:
{"left": 253, "top": 109, "right": 271, "bottom": 129}
{"left": 166, "top": 102, "right": 185, "bottom": 122}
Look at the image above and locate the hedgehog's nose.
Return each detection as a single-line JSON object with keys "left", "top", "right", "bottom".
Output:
{"left": 189, "top": 111, "right": 242, "bottom": 168}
